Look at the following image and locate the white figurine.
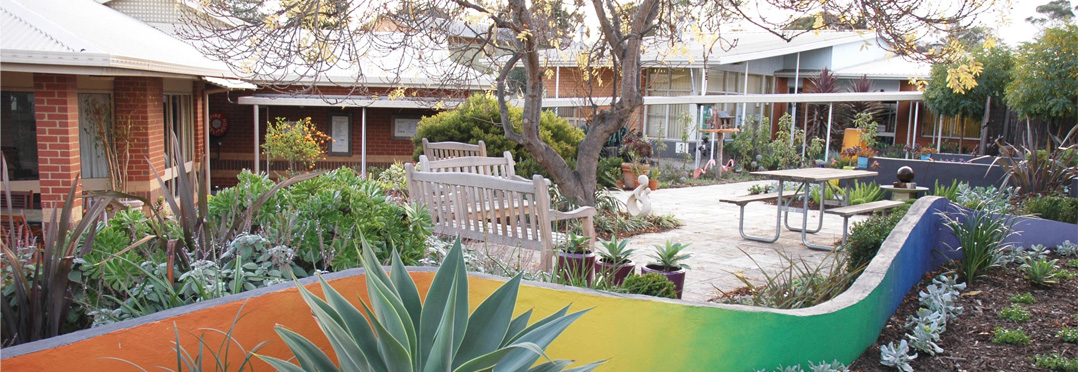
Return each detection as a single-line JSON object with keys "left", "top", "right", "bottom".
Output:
{"left": 626, "top": 175, "right": 652, "bottom": 216}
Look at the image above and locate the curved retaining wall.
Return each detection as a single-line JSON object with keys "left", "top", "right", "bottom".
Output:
{"left": 4, "top": 197, "right": 1074, "bottom": 371}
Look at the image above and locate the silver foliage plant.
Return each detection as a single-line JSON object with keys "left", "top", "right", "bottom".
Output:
{"left": 1058, "top": 240, "right": 1078, "bottom": 257}
{"left": 753, "top": 360, "right": 849, "bottom": 372}
{"left": 880, "top": 340, "right": 917, "bottom": 372}
{"left": 880, "top": 273, "right": 965, "bottom": 370}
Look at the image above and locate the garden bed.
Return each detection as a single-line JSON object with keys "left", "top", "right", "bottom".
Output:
{"left": 850, "top": 255, "right": 1078, "bottom": 371}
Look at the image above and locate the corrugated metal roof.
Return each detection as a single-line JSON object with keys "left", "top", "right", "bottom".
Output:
{"left": 0, "top": 0, "right": 233, "bottom": 77}
{"left": 540, "top": 30, "right": 879, "bottom": 67}
{"left": 832, "top": 56, "right": 931, "bottom": 79}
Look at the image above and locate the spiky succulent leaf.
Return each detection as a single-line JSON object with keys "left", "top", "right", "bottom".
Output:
{"left": 271, "top": 326, "right": 340, "bottom": 372}
{"left": 454, "top": 274, "right": 523, "bottom": 368}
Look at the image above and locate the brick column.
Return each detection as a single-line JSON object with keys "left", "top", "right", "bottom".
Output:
{"left": 33, "top": 73, "right": 82, "bottom": 218}
{"left": 114, "top": 77, "right": 165, "bottom": 200}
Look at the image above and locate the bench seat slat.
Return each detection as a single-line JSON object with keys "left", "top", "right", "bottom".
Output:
{"left": 828, "top": 200, "right": 905, "bottom": 217}
{"left": 719, "top": 191, "right": 804, "bottom": 205}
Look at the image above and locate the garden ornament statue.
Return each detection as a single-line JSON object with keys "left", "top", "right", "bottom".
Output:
{"left": 627, "top": 175, "right": 652, "bottom": 216}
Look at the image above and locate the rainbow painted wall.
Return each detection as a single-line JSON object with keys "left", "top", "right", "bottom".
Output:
{"left": 5, "top": 197, "right": 1072, "bottom": 371}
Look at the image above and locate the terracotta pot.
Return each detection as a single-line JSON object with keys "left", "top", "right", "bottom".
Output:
{"left": 641, "top": 264, "right": 685, "bottom": 299}
{"left": 556, "top": 251, "right": 596, "bottom": 285}
{"left": 595, "top": 259, "right": 634, "bottom": 286}
{"left": 648, "top": 179, "right": 659, "bottom": 191}
{"left": 620, "top": 163, "right": 650, "bottom": 189}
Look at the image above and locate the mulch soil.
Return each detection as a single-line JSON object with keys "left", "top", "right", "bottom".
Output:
{"left": 849, "top": 254, "right": 1078, "bottom": 372}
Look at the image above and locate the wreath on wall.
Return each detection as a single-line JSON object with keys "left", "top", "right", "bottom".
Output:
{"left": 209, "top": 113, "right": 229, "bottom": 136}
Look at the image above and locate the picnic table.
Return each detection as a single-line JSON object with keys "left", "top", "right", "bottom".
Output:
{"left": 728, "top": 168, "right": 891, "bottom": 250}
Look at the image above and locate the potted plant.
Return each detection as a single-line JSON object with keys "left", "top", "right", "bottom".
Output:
{"left": 855, "top": 146, "right": 877, "bottom": 168}
{"left": 641, "top": 241, "right": 691, "bottom": 299}
{"left": 595, "top": 235, "right": 636, "bottom": 286}
{"left": 647, "top": 167, "right": 660, "bottom": 191}
{"left": 620, "top": 134, "right": 652, "bottom": 189}
{"left": 555, "top": 233, "right": 595, "bottom": 285}
{"left": 918, "top": 145, "right": 937, "bottom": 160}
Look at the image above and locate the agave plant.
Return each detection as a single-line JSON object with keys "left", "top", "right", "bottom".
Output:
{"left": 259, "top": 238, "right": 602, "bottom": 372}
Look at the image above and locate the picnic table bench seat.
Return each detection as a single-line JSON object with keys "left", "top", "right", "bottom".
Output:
{"left": 827, "top": 200, "right": 906, "bottom": 246}
{"left": 719, "top": 191, "right": 804, "bottom": 206}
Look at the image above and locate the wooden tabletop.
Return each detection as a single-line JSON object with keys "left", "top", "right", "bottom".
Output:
{"left": 751, "top": 168, "right": 878, "bottom": 182}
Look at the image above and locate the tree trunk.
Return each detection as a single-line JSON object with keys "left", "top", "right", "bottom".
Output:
{"left": 978, "top": 95, "right": 991, "bottom": 155}
{"left": 492, "top": 0, "right": 658, "bottom": 206}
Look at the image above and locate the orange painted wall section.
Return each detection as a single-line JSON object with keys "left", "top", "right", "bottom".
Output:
{"left": 2, "top": 272, "right": 438, "bottom": 372}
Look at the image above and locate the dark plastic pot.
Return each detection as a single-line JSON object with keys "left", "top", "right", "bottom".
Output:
{"left": 556, "top": 251, "right": 596, "bottom": 285}
{"left": 594, "top": 259, "right": 634, "bottom": 286}
{"left": 641, "top": 264, "right": 685, "bottom": 299}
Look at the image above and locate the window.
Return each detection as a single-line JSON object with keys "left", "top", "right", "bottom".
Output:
{"left": 78, "top": 93, "right": 112, "bottom": 179}
{"left": 920, "top": 110, "right": 979, "bottom": 140}
{"left": 1, "top": 92, "right": 38, "bottom": 180}
{"left": 645, "top": 68, "right": 693, "bottom": 138}
{"left": 163, "top": 94, "right": 195, "bottom": 163}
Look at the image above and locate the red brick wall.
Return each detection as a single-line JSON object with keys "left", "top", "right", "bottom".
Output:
{"left": 193, "top": 81, "right": 206, "bottom": 160}
{"left": 33, "top": 74, "right": 82, "bottom": 212}
{"left": 114, "top": 77, "right": 165, "bottom": 186}
{"left": 207, "top": 90, "right": 437, "bottom": 187}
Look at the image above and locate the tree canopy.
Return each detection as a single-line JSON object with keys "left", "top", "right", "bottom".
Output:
{"left": 183, "top": 0, "right": 1001, "bottom": 205}
{"left": 924, "top": 45, "right": 1013, "bottom": 118}
{"left": 1004, "top": 25, "right": 1078, "bottom": 122}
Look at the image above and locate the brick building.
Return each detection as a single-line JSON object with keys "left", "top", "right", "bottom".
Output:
{"left": 0, "top": 0, "right": 248, "bottom": 219}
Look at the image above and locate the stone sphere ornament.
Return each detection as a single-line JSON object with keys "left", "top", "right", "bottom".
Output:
{"left": 896, "top": 166, "right": 915, "bottom": 183}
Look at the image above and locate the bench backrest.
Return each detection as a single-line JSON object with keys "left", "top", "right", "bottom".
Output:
{"left": 421, "top": 139, "right": 487, "bottom": 160}
{"left": 418, "top": 151, "right": 518, "bottom": 179}
{"left": 405, "top": 163, "right": 553, "bottom": 251}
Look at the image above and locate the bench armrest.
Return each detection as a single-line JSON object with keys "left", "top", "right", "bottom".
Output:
{"left": 551, "top": 206, "right": 596, "bottom": 220}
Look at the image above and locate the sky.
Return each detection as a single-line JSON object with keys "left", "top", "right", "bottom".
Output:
{"left": 994, "top": 0, "right": 1047, "bottom": 46}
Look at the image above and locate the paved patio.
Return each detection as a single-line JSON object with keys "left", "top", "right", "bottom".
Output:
{"left": 609, "top": 180, "right": 869, "bottom": 302}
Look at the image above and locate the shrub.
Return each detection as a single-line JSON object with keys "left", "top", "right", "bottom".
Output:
{"left": 412, "top": 94, "right": 584, "bottom": 170}
{"left": 942, "top": 204, "right": 1016, "bottom": 285}
{"left": 1008, "top": 292, "right": 1036, "bottom": 304}
{"left": 207, "top": 170, "right": 282, "bottom": 227}
{"left": 1059, "top": 328, "right": 1078, "bottom": 344}
{"left": 932, "top": 179, "right": 962, "bottom": 200}
{"left": 1020, "top": 258, "right": 1062, "bottom": 286}
{"left": 1031, "top": 354, "right": 1078, "bottom": 372}
{"left": 374, "top": 161, "right": 409, "bottom": 193}
{"left": 991, "top": 327, "right": 1031, "bottom": 345}
{"left": 846, "top": 206, "right": 909, "bottom": 273}
{"left": 262, "top": 116, "right": 330, "bottom": 173}
{"left": 848, "top": 180, "right": 884, "bottom": 205}
{"left": 620, "top": 273, "right": 677, "bottom": 299}
{"left": 997, "top": 304, "right": 1031, "bottom": 322}
{"left": 1023, "top": 195, "right": 1078, "bottom": 224}
{"left": 722, "top": 250, "right": 858, "bottom": 309}
{"left": 281, "top": 168, "right": 432, "bottom": 269}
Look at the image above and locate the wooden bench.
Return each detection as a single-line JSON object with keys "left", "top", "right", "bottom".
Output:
{"left": 406, "top": 163, "right": 595, "bottom": 271}
{"left": 421, "top": 139, "right": 487, "bottom": 160}
{"left": 418, "top": 152, "right": 526, "bottom": 181}
{"left": 827, "top": 200, "right": 906, "bottom": 246}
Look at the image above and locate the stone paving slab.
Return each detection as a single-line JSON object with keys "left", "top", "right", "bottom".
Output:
{"left": 610, "top": 180, "right": 868, "bottom": 302}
